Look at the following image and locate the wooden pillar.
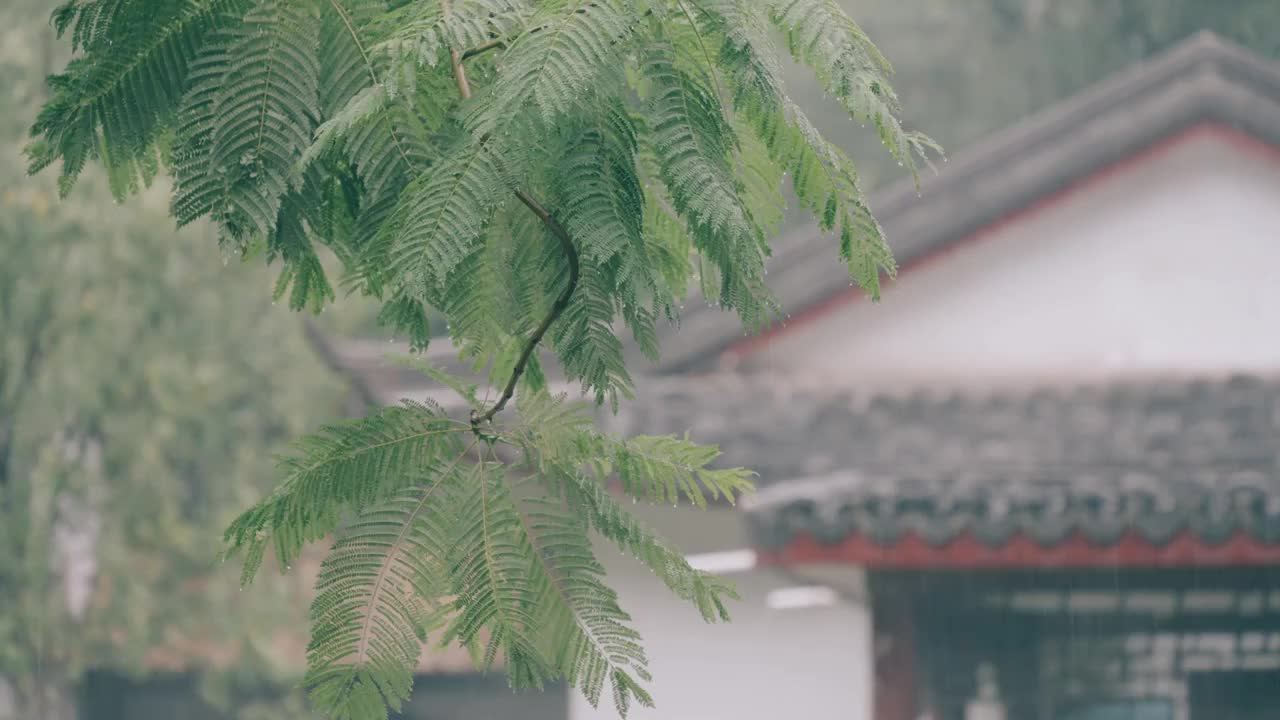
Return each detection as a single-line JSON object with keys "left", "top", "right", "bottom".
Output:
{"left": 873, "top": 597, "right": 917, "bottom": 720}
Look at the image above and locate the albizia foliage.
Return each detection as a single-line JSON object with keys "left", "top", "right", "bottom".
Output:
{"left": 29, "top": 0, "right": 937, "bottom": 717}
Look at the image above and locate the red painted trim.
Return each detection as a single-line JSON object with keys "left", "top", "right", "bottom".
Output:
{"left": 757, "top": 529, "right": 1280, "bottom": 569}
{"left": 725, "top": 122, "right": 1280, "bottom": 364}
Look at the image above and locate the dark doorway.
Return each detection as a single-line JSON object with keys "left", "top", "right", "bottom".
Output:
{"left": 1057, "top": 700, "right": 1172, "bottom": 720}
{"left": 392, "top": 675, "right": 567, "bottom": 720}
{"left": 80, "top": 672, "right": 223, "bottom": 720}
{"left": 1188, "top": 671, "right": 1280, "bottom": 720}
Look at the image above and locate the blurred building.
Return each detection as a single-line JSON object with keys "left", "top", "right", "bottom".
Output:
{"left": 320, "top": 29, "right": 1280, "bottom": 720}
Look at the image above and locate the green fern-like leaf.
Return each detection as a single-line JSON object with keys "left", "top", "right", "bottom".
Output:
{"left": 441, "top": 461, "right": 552, "bottom": 681}
{"left": 171, "top": 0, "right": 324, "bottom": 242}
{"left": 223, "top": 400, "right": 467, "bottom": 582}
{"left": 635, "top": 46, "right": 776, "bottom": 326}
{"left": 519, "top": 497, "right": 653, "bottom": 713}
{"left": 314, "top": 0, "right": 438, "bottom": 201}
{"left": 766, "top": 0, "right": 940, "bottom": 181}
{"left": 511, "top": 392, "right": 741, "bottom": 622}
{"left": 639, "top": 184, "right": 695, "bottom": 311}
{"left": 609, "top": 434, "right": 755, "bottom": 509}
{"left": 299, "top": 84, "right": 391, "bottom": 180}
{"left": 30, "top": 0, "right": 250, "bottom": 198}
{"left": 305, "top": 452, "right": 471, "bottom": 720}
{"left": 638, "top": 49, "right": 751, "bottom": 253}
{"left": 467, "top": 0, "right": 637, "bottom": 137}
{"left": 699, "top": 0, "right": 901, "bottom": 296}
{"left": 376, "top": 293, "right": 437, "bottom": 353}
{"left": 373, "top": 0, "right": 530, "bottom": 70}
{"left": 207, "top": 0, "right": 323, "bottom": 241}
{"left": 33, "top": 3, "right": 941, "bottom": 717}
{"left": 439, "top": 210, "right": 532, "bottom": 367}
{"left": 554, "top": 109, "right": 680, "bottom": 363}
{"left": 556, "top": 111, "right": 644, "bottom": 267}
{"left": 316, "top": 0, "right": 447, "bottom": 352}
{"left": 380, "top": 135, "right": 506, "bottom": 301}
{"left": 548, "top": 264, "right": 633, "bottom": 410}
{"left": 268, "top": 193, "right": 337, "bottom": 312}
{"left": 561, "top": 470, "right": 739, "bottom": 624}
{"left": 172, "top": 25, "right": 234, "bottom": 226}
{"left": 319, "top": 0, "right": 386, "bottom": 116}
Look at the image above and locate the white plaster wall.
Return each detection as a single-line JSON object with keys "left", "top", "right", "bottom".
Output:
{"left": 747, "top": 133, "right": 1280, "bottom": 381}
{"left": 571, "top": 506, "right": 873, "bottom": 720}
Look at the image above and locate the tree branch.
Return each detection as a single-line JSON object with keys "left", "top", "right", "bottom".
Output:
{"left": 0, "top": 296, "right": 52, "bottom": 490}
{"left": 448, "top": 38, "right": 581, "bottom": 434}
{"left": 470, "top": 191, "right": 580, "bottom": 432}
{"left": 461, "top": 39, "right": 505, "bottom": 60}
{"left": 301, "top": 316, "right": 381, "bottom": 412}
{"left": 450, "top": 47, "right": 473, "bottom": 99}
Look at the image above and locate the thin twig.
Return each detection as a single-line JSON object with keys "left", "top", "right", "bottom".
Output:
{"left": 462, "top": 39, "right": 505, "bottom": 60}
{"left": 472, "top": 190, "right": 580, "bottom": 430}
{"left": 447, "top": 36, "right": 581, "bottom": 434}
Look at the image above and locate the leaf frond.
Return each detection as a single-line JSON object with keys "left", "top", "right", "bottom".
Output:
{"left": 223, "top": 400, "right": 468, "bottom": 582}
{"left": 30, "top": 0, "right": 252, "bottom": 198}
{"left": 35, "top": 3, "right": 941, "bottom": 717}
{"left": 305, "top": 448, "right": 471, "bottom": 719}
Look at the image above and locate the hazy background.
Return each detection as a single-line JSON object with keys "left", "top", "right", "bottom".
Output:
{"left": 2, "top": 1, "right": 1277, "bottom": 718}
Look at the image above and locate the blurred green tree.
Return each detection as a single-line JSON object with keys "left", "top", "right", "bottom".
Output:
{"left": 0, "top": 2, "right": 344, "bottom": 718}
{"left": 10, "top": 1, "right": 1274, "bottom": 717}
{"left": 788, "top": 0, "right": 1280, "bottom": 199}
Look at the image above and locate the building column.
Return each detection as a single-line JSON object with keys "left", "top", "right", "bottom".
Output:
{"left": 873, "top": 599, "right": 917, "bottom": 720}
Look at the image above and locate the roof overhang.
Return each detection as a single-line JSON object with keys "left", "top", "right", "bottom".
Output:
{"left": 650, "top": 31, "right": 1280, "bottom": 374}
{"left": 714, "top": 372, "right": 1280, "bottom": 570}
{"left": 754, "top": 530, "right": 1280, "bottom": 570}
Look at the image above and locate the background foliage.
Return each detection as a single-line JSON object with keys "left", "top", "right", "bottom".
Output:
{"left": 0, "top": 1, "right": 344, "bottom": 717}
{"left": 790, "top": 0, "right": 1280, "bottom": 200}
{"left": 7, "top": 1, "right": 1280, "bottom": 719}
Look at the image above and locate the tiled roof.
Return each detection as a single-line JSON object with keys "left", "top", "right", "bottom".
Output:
{"left": 650, "top": 32, "right": 1280, "bottom": 372}
{"left": 602, "top": 374, "right": 1280, "bottom": 550}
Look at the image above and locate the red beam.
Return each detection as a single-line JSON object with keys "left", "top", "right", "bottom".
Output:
{"left": 757, "top": 529, "right": 1280, "bottom": 569}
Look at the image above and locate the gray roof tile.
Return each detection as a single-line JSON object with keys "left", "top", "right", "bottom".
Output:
{"left": 604, "top": 373, "right": 1280, "bottom": 549}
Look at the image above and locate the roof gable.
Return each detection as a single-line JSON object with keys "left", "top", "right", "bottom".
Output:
{"left": 652, "top": 31, "right": 1280, "bottom": 374}
{"left": 738, "top": 127, "right": 1280, "bottom": 378}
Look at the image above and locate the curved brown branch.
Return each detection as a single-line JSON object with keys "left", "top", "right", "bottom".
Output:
{"left": 448, "top": 40, "right": 580, "bottom": 434}
{"left": 461, "top": 39, "right": 505, "bottom": 60}
{"left": 471, "top": 191, "right": 580, "bottom": 431}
